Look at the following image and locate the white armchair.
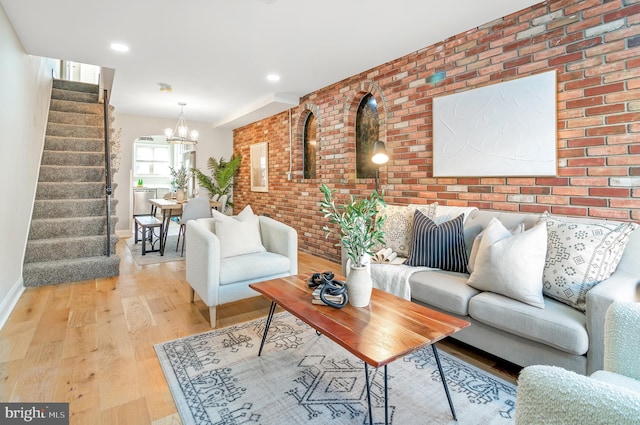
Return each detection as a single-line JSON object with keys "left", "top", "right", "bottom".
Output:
{"left": 515, "top": 302, "right": 640, "bottom": 424}
{"left": 185, "top": 214, "right": 298, "bottom": 327}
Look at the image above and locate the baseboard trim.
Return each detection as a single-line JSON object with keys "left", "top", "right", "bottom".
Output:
{"left": 0, "top": 278, "right": 25, "bottom": 330}
{"left": 116, "top": 229, "right": 132, "bottom": 238}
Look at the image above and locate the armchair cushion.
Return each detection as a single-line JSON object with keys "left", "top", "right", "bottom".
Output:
{"left": 219, "top": 252, "right": 291, "bottom": 285}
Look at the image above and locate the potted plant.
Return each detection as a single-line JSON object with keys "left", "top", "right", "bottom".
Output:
{"left": 192, "top": 154, "right": 241, "bottom": 208}
{"left": 319, "top": 184, "right": 386, "bottom": 307}
{"left": 170, "top": 166, "right": 190, "bottom": 201}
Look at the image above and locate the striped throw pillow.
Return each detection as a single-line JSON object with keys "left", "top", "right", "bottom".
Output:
{"left": 406, "top": 211, "right": 468, "bottom": 273}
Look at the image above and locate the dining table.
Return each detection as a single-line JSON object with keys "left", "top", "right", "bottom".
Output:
{"left": 148, "top": 198, "right": 222, "bottom": 255}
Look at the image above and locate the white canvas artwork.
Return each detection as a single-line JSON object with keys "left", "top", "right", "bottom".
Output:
{"left": 433, "top": 70, "right": 557, "bottom": 177}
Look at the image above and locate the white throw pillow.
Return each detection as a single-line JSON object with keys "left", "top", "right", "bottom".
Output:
{"left": 467, "top": 217, "right": 547, "bottom": 308}
{"left": 236, "top": 204, "right": 256, "bottom": 221}
{"left": 540, "top": 213, "right": 637, "bottom": 311}
{"left": 215, "top": 214, "right": 265, "bottom": 258}
{"left": 468, "top": 222, "right": 525, "bottom": 273}
{"left": 212, "top": 208, "right": 234, "bottom": 223}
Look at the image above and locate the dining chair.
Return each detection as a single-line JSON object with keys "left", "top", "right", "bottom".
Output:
{"left": 217, "top": 194, "right": 228, "bottom": 214}
{"left": 211, "top": 193, "right": 220, "bottom": 202}
{"left": 176, "top": 197, "right": 212, "bottom": 255}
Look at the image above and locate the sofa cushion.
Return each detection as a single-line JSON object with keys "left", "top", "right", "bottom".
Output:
{"left": 469, "top": 292, "right": 589, "bottom": 355}
{"left": 540, "top": 213, "right": 637, "bottom": 312}
{"left": 376, "top": 203, "right": 437, "bottom": 257}
{"left": 409, "top": 270, "right": 479, "bottom": 316}
{"left": 219, "top": 252, "right": 291, "bottom": 285}
{"left": 406, "top": 211, "right": 468, "bottom": 273}
{"left": 467, "top": 218, "right": 547, "bottom": 308}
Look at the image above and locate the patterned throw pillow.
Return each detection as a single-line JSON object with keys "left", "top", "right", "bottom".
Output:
{"left": 541, "top": 213, "right": 637, "bottom": 311}
{"left": 376, "top": 203, "right": 437, "bottom": 257}
{"left": 406, "top": 211, "right": 468, "bottom": 273}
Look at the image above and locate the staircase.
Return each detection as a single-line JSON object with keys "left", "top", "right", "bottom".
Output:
{"left": 22, "top": 79, "right": 120, "bottom": 287}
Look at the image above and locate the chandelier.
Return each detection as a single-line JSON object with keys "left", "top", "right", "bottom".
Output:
{"left": 164, "top": 102, "right": 198, "bottom": 145}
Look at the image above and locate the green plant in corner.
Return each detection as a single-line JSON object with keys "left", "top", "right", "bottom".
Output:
{"left": 192, "top": 154, "right": 241, "bottom": 204}
{"left": 319, "top": 184, "right": 386, "bottom": 268}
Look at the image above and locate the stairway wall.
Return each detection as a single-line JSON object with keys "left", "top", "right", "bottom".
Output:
{"left": 0, "top": 4, "right": 60, "bottom": 326}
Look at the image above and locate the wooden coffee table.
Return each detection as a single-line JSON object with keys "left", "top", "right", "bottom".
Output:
{"left": 249, "top": 275, "right": 470, "bottom": 425}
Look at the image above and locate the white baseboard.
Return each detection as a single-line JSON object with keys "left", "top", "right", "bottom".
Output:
{"left": 116, "top": 229, "right": 132, "bottom": 238}
{"left": 0, "top": 278, "right": 25, "bottom": 330}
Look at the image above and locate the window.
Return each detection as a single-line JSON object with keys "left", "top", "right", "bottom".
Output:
{"left": 303, "top": 113, "right": 317, "bottom": 179}
{"left": 134, "top": 142, "right": 170, "bottom": 177}
{"left": 356, "top": 94, "right": 379, "bottom": 179}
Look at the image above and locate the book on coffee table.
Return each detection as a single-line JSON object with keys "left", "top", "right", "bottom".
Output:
{"left": 311, "top": 285, "right": 345, "bottom": 305}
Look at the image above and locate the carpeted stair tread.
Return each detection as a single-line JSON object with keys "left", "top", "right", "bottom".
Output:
{"left": 44, "top": 136, "right": 104, "bottom": 152}
{"left": 38, "top": 165, "right": 105, "bottom": 182}
{"left": 47, "top": 122, "right": 103, "bottom": 139}
{"left": 50, "top": 98, "right": 103, "bottom": 115}
{"left": 48, "top": 110, "right": 103, "bottom": 126}
{"left": 28, "top": 216, "right": 117, "bottom": 239}
{"left": 23, "top": 255, "right": 120, "bottom": 287}
{"left": 32, "top": 198, "right": 118, "bottom": 219}
{"left": 51, "top": 88, "right": 99, "bottom": 103}
{"left": 52, "top": 79, "right": 99, "bottom": 94}
{"left": 42, "top": 150, "right": 105, "bottom": 167}
{"left": 24, "top": 235, "right": 118, "bottom": 263}
{"left": 36, "top": 182, "right": 108, "bottom": 199}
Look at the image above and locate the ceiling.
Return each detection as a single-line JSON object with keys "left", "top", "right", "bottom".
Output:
{"left": 2, "top": 0, "right": 541, "bottom": 129}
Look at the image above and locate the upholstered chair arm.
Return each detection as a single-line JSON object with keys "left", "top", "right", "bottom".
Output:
{"left": 604, "top": 302, "right": 640, "bottom": 380}
{"left": 185, "top": 219, "right": 221, "bottom": 307}
{"left": 515, "top": 365, "right": 640, "bottom": 425}
{"left": 584, "top": 271, "right": 640, "bottom": 374}
{"left": 259, "top": 216, "right": 298, "bottom": 275}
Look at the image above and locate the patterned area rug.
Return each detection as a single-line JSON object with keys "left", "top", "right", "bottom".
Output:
{"left": 155, "top": 312, "right": 517, "bottom": 424}
{"left": 126, "top": 235, "right": 185, "bottom": 265}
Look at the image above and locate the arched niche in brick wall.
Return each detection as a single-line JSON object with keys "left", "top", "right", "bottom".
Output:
{"left": 296, "top": 102, "right": 321, "bottom": 180}
{"left": 343, "top": 81, "right": 389, "bottom": 182}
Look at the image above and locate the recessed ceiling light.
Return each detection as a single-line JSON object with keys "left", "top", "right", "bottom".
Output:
{"left": 158, "top": 82, "right": 172, "bottom": 93}
{"left": 267, "top": 74, "right": 280, "bottom": 82}
{"left": 110, "top": 43, "right": 129, "bottom": 52}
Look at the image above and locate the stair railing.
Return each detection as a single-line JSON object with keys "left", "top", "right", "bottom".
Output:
{"left": 103, "top": 88, "right": 113, "bottom": 256}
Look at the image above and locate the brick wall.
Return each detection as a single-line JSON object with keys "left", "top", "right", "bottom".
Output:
{"left": 233, "top": 0, "right": 640, "bottom": 263}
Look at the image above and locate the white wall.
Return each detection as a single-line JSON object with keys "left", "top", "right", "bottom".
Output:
{"left": 0, "top": 4, "right": 59, "bottom": 327}
{"left": 112, "top": 111, "right": 233, "bottom": 235}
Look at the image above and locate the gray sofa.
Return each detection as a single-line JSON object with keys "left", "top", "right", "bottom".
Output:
{"left": 345, "top": 206, "right": 640, "bottom": 375}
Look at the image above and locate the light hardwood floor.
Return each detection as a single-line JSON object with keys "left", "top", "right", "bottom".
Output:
{"left": 0, "top": 237, "right": 520, "bottom": 424}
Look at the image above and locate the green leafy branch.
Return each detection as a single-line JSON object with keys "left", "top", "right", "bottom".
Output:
{"left": 319, "top": 184, "right": 386, "bottom": 268}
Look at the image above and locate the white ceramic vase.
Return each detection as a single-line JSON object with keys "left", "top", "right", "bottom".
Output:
{"left": 346, "top": 265, "right": 373, "bottom": 307}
